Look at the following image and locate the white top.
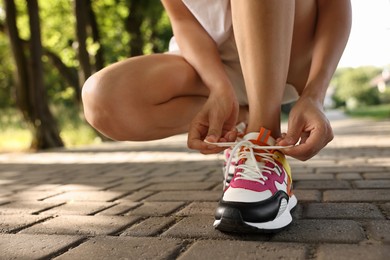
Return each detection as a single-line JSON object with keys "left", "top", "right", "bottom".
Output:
{"left": 169, "top": 0, "right": 232, "bottom": 52}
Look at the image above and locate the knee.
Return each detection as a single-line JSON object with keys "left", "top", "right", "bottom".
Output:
{"left": 81, "top": 72, "right": 149, "bottom": 141}
{"left": 82, "top": 74, "right": 110, "bottom": 135}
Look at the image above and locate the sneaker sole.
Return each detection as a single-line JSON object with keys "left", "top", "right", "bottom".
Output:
{"left": 213, "top": 195, "right": 297, "bottom": 233}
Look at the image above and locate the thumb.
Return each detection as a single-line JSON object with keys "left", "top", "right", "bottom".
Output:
{"left": 279, "top": 124, "right": 302, "bottom": 146}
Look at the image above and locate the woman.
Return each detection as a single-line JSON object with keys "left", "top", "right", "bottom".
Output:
{"left": 82, "top": 0, "right": 352, "bottom": 232}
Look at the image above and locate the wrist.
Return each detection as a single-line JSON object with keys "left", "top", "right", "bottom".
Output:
{"left": 300, "top": 80, "right": 328, "bottom": 105}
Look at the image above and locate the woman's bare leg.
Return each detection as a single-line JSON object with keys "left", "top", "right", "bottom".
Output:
{"left": 83, "top": 53, "right": 249, "bottom": 141}
{"left": 231, "top": 0, "right": 295, "bottom": 137}
{"left": 82, "top": 54, "right": 209, "bottom": 141}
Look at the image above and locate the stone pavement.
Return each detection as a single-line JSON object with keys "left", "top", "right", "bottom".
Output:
{"left": 0, "top": 115, "right": 389, "bottom": 260}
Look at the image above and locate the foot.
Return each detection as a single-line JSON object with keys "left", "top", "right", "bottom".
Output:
{"left": 214, "top": 127, "right": 297, "bottom": 233}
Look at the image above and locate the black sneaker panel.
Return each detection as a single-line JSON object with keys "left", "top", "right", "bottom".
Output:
{"left": 215, "top": 191, "right": 289, "bottom": 223}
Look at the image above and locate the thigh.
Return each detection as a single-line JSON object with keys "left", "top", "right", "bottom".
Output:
{"left": 91, "top": 53, "right": 210, "bottom": 105}
{"left": 82, "top": 54, "right": 210, "bottom": 140}
{"left": 287, "top": 0, "right": 318, "bottom": 94}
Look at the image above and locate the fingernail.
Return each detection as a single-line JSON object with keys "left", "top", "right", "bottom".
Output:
{"left": 206, "top": 135, "right": 217, "bottom": 142}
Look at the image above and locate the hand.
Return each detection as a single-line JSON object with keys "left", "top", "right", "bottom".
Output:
{"left": 187, "top": 88, "right": 239, "bottom": 154}
{"left": 276, "top": 97, "right": 334, "bottom": 161}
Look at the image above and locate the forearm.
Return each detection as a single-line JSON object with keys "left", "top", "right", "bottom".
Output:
{"left": 303, "top": 0, "right": 352, "bottom": 103}
{"left": 162, "top": 0, "right": 232, "bottom": 92}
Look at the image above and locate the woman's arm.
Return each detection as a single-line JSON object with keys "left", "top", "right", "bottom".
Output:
{"left": 302, "top": 0, "right": 352, "bottom": 102}
{"left": 161, "top": 0, "right": 233, "bottom": 92}
{"left": 279, "top": 0, "right": 352, "bottom": 160}
{"left": 162, "top": 0, "right": 239, "bottom": 152}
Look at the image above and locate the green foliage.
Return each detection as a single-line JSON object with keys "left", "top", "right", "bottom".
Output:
{"left": 332, "top": 66, "right": 382, "bottom": 108}
{"left": 346, "top": 104, "right": 390, "bottom": 119}
{"left": 0, "top": 35, "right": 14, "bottom": 108}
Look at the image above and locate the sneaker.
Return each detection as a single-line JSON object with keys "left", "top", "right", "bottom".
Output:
{"left": 213, "top": 127, "right": 297, "bottom": 233}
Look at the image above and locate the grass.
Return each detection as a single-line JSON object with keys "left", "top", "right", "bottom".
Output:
{"left": 346, "top": 104, "right": 390, "bottom": 120}
{"left": 0, "top": 106, "right": 101, "bottom": 152}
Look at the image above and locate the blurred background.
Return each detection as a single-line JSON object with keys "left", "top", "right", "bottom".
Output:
{"left": 0, "top": 0, "right": 389, "bottom": 153}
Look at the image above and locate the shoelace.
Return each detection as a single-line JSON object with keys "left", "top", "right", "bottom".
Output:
{"left": 206, "top": 140, "right": 293, "bottom": 185}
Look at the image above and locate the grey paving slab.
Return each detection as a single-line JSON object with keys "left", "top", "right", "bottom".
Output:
{"left": 323, "top": 189, "right": 390, "bottom": 202}
{"left": 365, "top": 220, "right": 390, "bottom": 242}
{"left": 0, "top": 201, "right": 63, "bottom": 215}
{"left": 316, "top": 244, "right": 390, "bottom": 260}
{"left": 271, "top": 219, "right": 365, "bottom": 243}
{"left": 303, "top": 203, "right": 385, "bottom": 219}
{"left": 54, "top": 236, "right": 183, "bottom": 260}
{"left": 125, "top": 201, "right": 185, "bottom": 216}
{"left": 40, "top": 201, "right": 116, "bottom": 216}
{"left": 179, "top": 240, "right": 308, "bottom": 260}
{"left": 120, "top": 216, "right": 176, "bottom": 237}
{"left": 0, "top": 234, "right": 85, "bottom": 260}
{"left": 0, "top": 215, "right": 49, "bottom": 233}
{"left": 20, "top": 215, "right": 141, "bottom": 236}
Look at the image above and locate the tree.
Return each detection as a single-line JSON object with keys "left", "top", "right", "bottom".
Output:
{"left": 4, "top": 0, "right": 63, "bottom": 149}
{"left": 332, "top": 67, "right": 381, "bottom": 108}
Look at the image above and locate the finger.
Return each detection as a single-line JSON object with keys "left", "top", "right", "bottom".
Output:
{"left": 187, "top": 120, "right": 209, "bottom": 151}
{"left": 278, "top": 123, "right": 303, "bottom": 146}
{"left": 283, "top": 129, "right": 323, "bottom": 160}
{"left": 205, "top": 112, "right": 224, "bottom": 142}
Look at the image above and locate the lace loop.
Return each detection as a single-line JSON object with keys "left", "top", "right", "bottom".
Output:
{"left": 205, "top": 140, "right": 293, "bottom": 184}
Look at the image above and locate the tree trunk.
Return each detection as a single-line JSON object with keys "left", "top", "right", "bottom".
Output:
{"left": 27, "top": 0, "right": 64, "bottom": 149}
{"left": 4, "top": 0, "right": 30, "bottom": 120}
{"left": 5, "top": 0, "right": 63, "bottom": 150}
{"left": 74, "top": 0, "right": 91, "bottom": 100}
{"left": 126, "top": 0, "right": 145, "bottom": 56}
{"left": 86, "top": 0, "right": 105, "bottom": 72}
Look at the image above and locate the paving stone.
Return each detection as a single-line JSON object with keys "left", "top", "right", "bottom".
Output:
{"left": 362, "top": 172, "right": 390, "bottom": 179}
{"left": 55, "top": 184, "right": 106, "bottom": 191}
{"left": 293, "top": 190, "right": 322, "bottom": 202}
{"left": 8, "top": 191, "right": 64, "bottom": 201}
{"left": 271, "top": 219, "right": 365, "bottom": 243}
{"left": 0, "top": 215, "right": 49, "bottom": 233}
{"left": 104, "top": 182, "right": 150, "bottom": 192}
{"left": 353, "top": 180, "right": 390, "bottom": 189}
{"left": 303, "top": 203, "right": 385, "bottom": 219}
{"left": 20, "top": 215, "right": 140, "bottom": 236}
{"left": 120, "top": 216, "right": 176, "bottom": 237}
{"left": 0, "top": 198, "right": 11, "bottom": 205}
{"left": 43, "top": 191, "right": 130, "bottom": 202}
{"left": 96, "top": 202, "right": 141, "bottom": 215}
{"left": 145, "top": 182, "right": 216, "bottom": 191}
{"left": 145, "top": 191, "right": 221, "bottom": 202}
{"left": 146, "top": 175, "right": 207, "bottom": 183}
{"left": 380, "top": 203, "right": 390, "bottom": 219}
{"left": 316, "top": 244, "right": 390, "bottom": 260}
{"left": 175, "top": 202, "right": 217, "bottom": 216}
{"left": 162, "top": 215, "right": 270, "bottom": 240}
{"left": 40, "top": 201, "right": 116, "bottom": 216}
{"left": 323, "top": 190, "right": 390, "bottom": 202}
{"left": 117, "top": 191, "right": 155, "bottom": 202}
{"left": 294, "top": 180, "right": 351, "bottom": 190}
{"left": 55, "top": 236, "right": 183, "bottom": 260}
{"left": 365, "top": 220, "right": 390, "bottom": 242}
{"left": 179, "top": 240, "right": 307, "bottom": 260}
{"left": 292, "top": 173, "right": 334, "bottom": 181}
{"left": 0, "top": 201, "right": 63, "bottom": 215}
{"left": 126, "top": 201, "right": 185, "bottom": 216}
{"left": 336, "top": 173, "right": 362, "bottom": 180}
{"left": 0, "top": 234, "right": 84, "bottom": 259}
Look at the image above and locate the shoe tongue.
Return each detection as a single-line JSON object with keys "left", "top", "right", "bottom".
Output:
{"left": 243, "top": 127, "right": 276, "bottom": 146}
